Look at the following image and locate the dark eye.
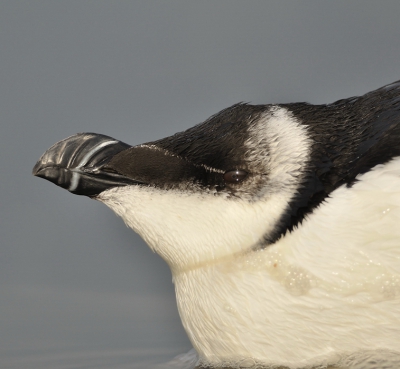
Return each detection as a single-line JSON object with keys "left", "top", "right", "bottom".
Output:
{"left": 223, "top": 169, "right": 248, "bottom": 184}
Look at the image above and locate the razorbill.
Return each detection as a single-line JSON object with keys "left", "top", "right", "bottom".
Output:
{"left": 33, "top": 81, "right": 400, "bottom": 369}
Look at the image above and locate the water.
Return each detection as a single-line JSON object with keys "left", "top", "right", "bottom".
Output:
{"left": 0, "top": 348, "right": 198, "bottom": 369}
{"left": 3, "top": 348, "right": 400, "bottom": 369}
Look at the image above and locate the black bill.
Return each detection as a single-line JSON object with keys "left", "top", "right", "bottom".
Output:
{"left": 32, "top": 133, "right": 140, "bottom": 197}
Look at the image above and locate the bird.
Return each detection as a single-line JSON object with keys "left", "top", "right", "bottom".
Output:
{"left": 33, "top": 80, "right": 400, "bottom": 369}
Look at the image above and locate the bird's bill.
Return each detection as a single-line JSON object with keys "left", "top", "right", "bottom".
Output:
{"left": 32, "top": 133, "right": 140, "bottom": 197}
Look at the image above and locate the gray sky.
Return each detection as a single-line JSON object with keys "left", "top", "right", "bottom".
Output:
{"left": 2, "top": 1, "right": 400, "bottom": 368}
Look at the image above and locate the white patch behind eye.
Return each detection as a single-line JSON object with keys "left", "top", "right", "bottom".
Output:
{"left": 245, "top": 106, "right": 312, "bottom": 197}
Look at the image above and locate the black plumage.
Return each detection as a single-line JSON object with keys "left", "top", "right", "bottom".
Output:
{"left": 279, "top": 81, "right": 400, "bottom": 238}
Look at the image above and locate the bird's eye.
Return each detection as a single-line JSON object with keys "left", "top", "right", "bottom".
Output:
{"left": 223, "top": 169, "right": 248, "bottom": 184}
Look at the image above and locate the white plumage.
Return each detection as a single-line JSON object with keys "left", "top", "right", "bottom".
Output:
{"left": 97, "top": 115, "right": 400, "bottom": 369}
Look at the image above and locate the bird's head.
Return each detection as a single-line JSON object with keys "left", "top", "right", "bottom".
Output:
{"left": 33, "top": 104, "right": 311, "bottom": 272}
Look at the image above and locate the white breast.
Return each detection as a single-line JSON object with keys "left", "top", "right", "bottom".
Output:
{"left": 173, "top": 157, "right": 400, "bottom": 369}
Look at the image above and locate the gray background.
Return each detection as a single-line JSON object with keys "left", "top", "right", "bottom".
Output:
{"left": 2, "top": 1, "right": 400, "bottom": 368}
